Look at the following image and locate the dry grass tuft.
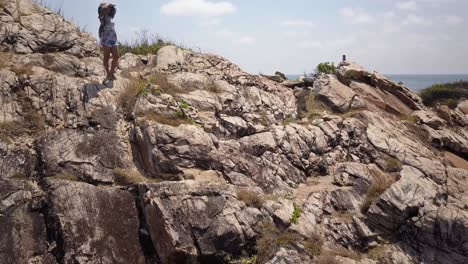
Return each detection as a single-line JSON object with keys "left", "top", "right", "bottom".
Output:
{"left": 143, "top": 112, "right": 194, "bottom": 127}
{"left": 237, "top": 190, "right": 264, "bottom": 209}
{"left": 75, "top": 132, "right": 124, "bottom": 169}
{"left": 24, "top": 111, "right": 46, "bottom": 133}
{"left": 51, "top": 172, "right": 80, "bottom": 181}
{"left": 305, "top": 94, "right": 327, "bottom": 120}
{"left": 0, "top": 52, "right": 12, "bottom": 68}
{"left": 360, "top": 173, "right": 395, "bottom": 213}
{"left": 400, "top": 114, "right": 418, "bottom": 123}
{"left": 10, "top": 63, "right": 34, "bottom": 76}
{"left": 118, "top": 78, "right": 147, "bottom": 117}
{"left": 257, "top": 222, "right": 301, "bottom": 263}
{"left": 205, "top": 78, "right": 222, "bottom": 93}
{"left": 325, "top": 247, "right": 362, "bottom": 261}
{"left": 303, "top": 232, "right": 324, "bottom": 257}
{"left": 385, "top": 156, "right": 402, "bottom": 172}
{"left": 147, "top": 71, "right": 187, "bottom": 95}
{"left": 113, "top": 168, "right": 159, "bottom": 185}
{"left": 316, "top": 255, "right": 339, "bottom": 264}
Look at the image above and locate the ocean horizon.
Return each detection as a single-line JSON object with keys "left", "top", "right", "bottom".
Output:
{"left": 286, "top": 74, "right": 468, "bottom": 92}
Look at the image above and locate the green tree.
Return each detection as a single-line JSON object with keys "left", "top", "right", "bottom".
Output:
{"left": 315, "top": 62, "right": 336, "bottom": 75}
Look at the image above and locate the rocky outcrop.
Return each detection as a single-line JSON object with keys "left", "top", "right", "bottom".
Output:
{"left": 1, "top": 0, "right": 467, "bottom": 263}
{"left": 0, "top": 0, "right": 98, "bottom": 56}
{"left": 139, "top": 181, "right": 269, "bottom": 263}
{"left": 45, "top": 179, "right": 145, "bottom": 263}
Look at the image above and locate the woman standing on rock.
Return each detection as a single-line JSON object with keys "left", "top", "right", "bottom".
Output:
{"left": 98, "top": 3, "right": 119, "bottom": 81}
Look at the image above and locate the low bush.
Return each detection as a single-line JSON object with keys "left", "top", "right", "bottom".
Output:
{"left": 290, "top": 203, "right": 302, "bottom": 224}
{"left": 118, "top": 31, "right": 171, "bottom": 55}
{"left": 419, "top": 81, "right": 468, "bottom": 109}
{"left": 315, "top": 62, "right": 336, "bottom": 75}
{"left": 360, "top": 173, "right": 395, "bottom": 213}
{"left": 237, "top": 190, "right": 264, "bottom": 209}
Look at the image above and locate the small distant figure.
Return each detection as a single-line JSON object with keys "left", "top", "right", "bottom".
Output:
{"left": 98, "top": 3, "right": 119, "bottom": 81}
{"left": 342, "top": 55, "right": 347, "bottom": 62}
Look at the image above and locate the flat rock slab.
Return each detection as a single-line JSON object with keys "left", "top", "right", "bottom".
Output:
{"left": 46, "top": 179, "right": 144, "bottom": 264}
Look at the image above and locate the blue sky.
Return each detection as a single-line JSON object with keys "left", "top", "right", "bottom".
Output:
{"left": 38, "top": 0, "right": 468, "bottom": 74}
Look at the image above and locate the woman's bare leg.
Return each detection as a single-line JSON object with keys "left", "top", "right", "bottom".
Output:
{"left": 102, "top": 45, "right": 111, "bottom": 78}
{"left": 110, "top": 45, "right": 119, "bottom": 78}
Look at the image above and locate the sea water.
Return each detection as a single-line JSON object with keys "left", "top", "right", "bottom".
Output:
{"left": 286, "top": 74, "right": 468, "bottom": 92}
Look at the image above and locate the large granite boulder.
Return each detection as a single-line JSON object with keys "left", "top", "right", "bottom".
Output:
{"left": 139, "top": 181, "right": 269, "bottom": 263}
{"left": 0, "top": 0, "right": 98, "bottom": 56}
{"left": 45, "top": 179, "right": 145, "bottom": 264}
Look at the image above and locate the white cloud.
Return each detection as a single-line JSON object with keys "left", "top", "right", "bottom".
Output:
{"left": 402, "top": 14, "right": 432, "bottom": 26}
{"left": 397, "top": 1, "right": 417, "bottom": 11}
{"left": 281, "top": 19, "right": 316, "bottom": 28}
{"left": 236, "top": 36, "right": 255, "bottom": 45}
{"left": 339, "top": 8, "right": 373, "bottom": 24}
{"left": 161, "top": 0, "right": 236, "bottom": 17}
{"left": 444, "top": 15, "right": 463, "bottom": 25}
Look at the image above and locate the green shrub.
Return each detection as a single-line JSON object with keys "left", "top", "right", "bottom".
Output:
{"left": 179, "top": 100, "right": 189, "bottom": 110}
{"left": 118, "top": 30, "right": 171, "bottom": 55}
{"left": 419, "top": 81, "right": 468, "bottom": 109}
{"left": 290, "top": 203, "right": 302, "bottom": 224}
{"left": 316, "top": 62, "right": 336, "bottom": 75}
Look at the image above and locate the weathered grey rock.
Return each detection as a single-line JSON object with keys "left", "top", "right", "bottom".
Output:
{"left": 337, "top": 62, "right": 425, "bottom": 111}
{"left": 0, "top": 179, "right": 55, "bottom": 264}
{"left": 412, "top": 110, "right": 446, "bottom": 129}
{"left": 0, "top": 0, "right": 98, "bottom": 57}
{"left": 458, "top": 100, "right": 468, "bottom": 115}
{"left": 313, "top": 74, "right": 365, "bottom": 112}
{"left": 46, "top": 179, "right": 145, "bottom": 263}
{"left": 156, "top": 45, "right": 186, "bottom": 71}
{"left": 367, "top": 166, "right": 438, "bottom": 232}
{"left": 139, "top": 181, "right": 268, "bottom": 263}
{"left": 38, "top": 129, "right": 129, "bottom": 184}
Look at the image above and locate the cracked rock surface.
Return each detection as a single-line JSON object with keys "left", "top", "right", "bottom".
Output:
{"left": 1, "top": 0, "right": 468, "bottom": 263}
